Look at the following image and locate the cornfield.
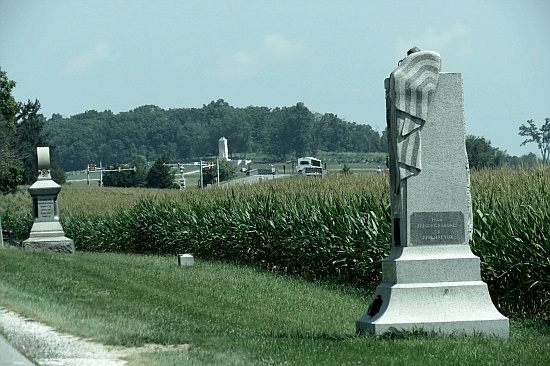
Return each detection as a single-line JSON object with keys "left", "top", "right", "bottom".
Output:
{"left": 1, "top": 166, "right": 548, "bottom": 318}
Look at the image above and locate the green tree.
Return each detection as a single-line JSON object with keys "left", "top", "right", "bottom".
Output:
{"left": 288, "top": 102, "right": 314, "bottom": 158}
{"left": 520, "top": 152, "right": 539, "bottom": 167}
{"left": 0, "top": 148, "right": 23, "bottom": 195}
{"left": 16, "top": 99, "right": 49, "bottom": 184}
{"left": 245, "top": 106, "right": 274, "bottom": 154}
{"left": 201, "top": 159, "right": 236, "bottom": 186}
{"left": 269, "top": 103, "right": 315, "bottom": 160}
{"left": 50, "top": 166, "right": 66, "bottom": 185}
{"left": 519, "top": 118, "right": 550, "bottom": 164}
{"left": 0, "top": 67, "right": 18, "bottom": 130}
{"left": 146, "top": 154, "right": 176, "bottom": 189}
{"left": 103, "top": 160, "right": 146, "bottom": 188}
{"left": 102, "top": 164, "right": 133, "bottom": 187}
{"left": 318, "top": 113, "right": 343, "bottom": 151}
{"left": 465, "top": 135, "right": 506, "bottom": 169}
{"left": 0, "top": 68, "right": 23, "bottom": 194}
{"left": 201, "top": 163, "right": 216, "bottom": 187}
{"left": 219, "top": 159, "right": 236, "bottom": 182}
{"left": 131, "top": 156, "right": 149, "bottom": 187}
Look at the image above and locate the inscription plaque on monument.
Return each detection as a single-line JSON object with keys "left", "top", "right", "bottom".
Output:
{"left": 38, "top": 197, "right": 55, "bottom": 220}
{"left": 410, "top": 211, "right": 464, "bottom": 245}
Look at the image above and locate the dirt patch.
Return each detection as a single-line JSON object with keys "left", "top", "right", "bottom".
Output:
{"left": 0, "top": 308, "right": 191, "bottom": 365}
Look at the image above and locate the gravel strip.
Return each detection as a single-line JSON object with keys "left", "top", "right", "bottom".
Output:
{"left": 0, "top": 308, "right": 127, "bottom": 366}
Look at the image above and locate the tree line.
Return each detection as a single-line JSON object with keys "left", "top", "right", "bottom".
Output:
{"left": 44, "top": 99, "right": 385, "bottom": 172}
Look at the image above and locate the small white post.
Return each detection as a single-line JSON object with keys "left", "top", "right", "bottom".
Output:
{"left": 200, "top": 160, "right": 203, "bottom": 188}
{"left": 0, "top": 217, "right": 4, "bottom": 248}
{"left": 99, "top": 161, "right": 103, "bottom": 187}
{"left": 178, "top": 254, "right": 194, "bottom": 266}
{"left": 217, "top": 158, "right": 220, "bottom": 187}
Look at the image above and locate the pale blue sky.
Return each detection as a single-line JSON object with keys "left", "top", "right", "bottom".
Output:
{"left": 1, "top": 0, "right": 549, "bottom": 157}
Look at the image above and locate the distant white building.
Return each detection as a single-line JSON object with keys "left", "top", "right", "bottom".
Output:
{"left": 219, "top": 137, "right": 229, "bottom": 160}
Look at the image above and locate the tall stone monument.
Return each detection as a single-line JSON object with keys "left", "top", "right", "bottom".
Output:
{"left": 219, "top": 137, "right": 229, "bottom": 160}
{"left": 23, "top": 147, "right": 75, "bottom": 253}
{"left": 356, "top": 48, "right": 509, "bottom": 337}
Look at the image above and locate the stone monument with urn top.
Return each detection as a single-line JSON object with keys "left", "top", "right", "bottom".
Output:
{"left": 355, "top": 48, "right": 508, "bottom": 337}
{"left": 23, "top": 147, "right": 74, "bottom": 253}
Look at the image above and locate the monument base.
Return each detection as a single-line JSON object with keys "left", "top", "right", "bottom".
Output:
{"left": 23, "top": 237, "right": 75, "bottom": 253}
{"left": 356, "top": 246, "right": 509, "bottom": 338}
{"left": 23, "top": 221, "right": 75, "bottom": 253}
{"left": 356, "top": 281, "right": 509, "bottom": 338}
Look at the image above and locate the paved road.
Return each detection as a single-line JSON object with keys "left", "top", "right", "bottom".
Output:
{"left": 0, "top": 333, "right": 34, "bottom": 365}
{"left": 222, "top": 173, "right": 292, "bottom": 187}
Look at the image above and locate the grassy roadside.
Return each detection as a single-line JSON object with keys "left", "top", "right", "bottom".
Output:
{"left": 1, "top": 167, "right": 548, "bottom": 321}
{"left": 0, "top": 249, "right": 548, "bottom": 365}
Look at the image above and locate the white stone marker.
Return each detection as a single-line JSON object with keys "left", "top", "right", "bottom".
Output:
{"left": 23, "top": 147, "right": 75, "bottom": 253}
{"left": 178, "top": 254, "right": 194, "bottom": 266}
{"left": 356, "top": 48, "right": 509, "bottom": 338}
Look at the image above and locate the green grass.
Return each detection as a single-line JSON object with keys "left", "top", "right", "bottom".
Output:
{"left": 2, "top": 166, "right": 549, "bottom": 318}
{"left": 0, "top": 249, "right": 548, "bottom": 366}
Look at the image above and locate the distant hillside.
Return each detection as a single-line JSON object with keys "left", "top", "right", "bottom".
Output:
{"left": 44, "top": 99, "right": 385, "bottom": 171}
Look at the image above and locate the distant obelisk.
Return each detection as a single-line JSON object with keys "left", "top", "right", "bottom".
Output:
{"left": 219, "top": 137, "right": 229, "bottom": 160}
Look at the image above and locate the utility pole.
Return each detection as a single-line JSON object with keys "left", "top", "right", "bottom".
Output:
{"left": 200, "top": 160, "right": 203, "bottom": 189}
{"left": 99, "top": 161, "right": 103, "bottom": 187}
{"left": 216, "top": 158, "right": 220, "bottom": 187}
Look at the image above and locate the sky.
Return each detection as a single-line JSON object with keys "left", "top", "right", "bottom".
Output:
{"left": 1, "top": 0, "right": 549, "bottom": 157}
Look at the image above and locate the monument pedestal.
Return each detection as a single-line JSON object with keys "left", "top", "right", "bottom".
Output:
{"left": 356, "top": 51, "right": 508, "bottom": 338}
{"left": 23, "top": 237, "right": 74, "bottom": 253}
{"left": 356, "top": 246, "right": 508, "bottom": 337}
{"left": 22, "top": 147, "right": 74, "bottom": 253}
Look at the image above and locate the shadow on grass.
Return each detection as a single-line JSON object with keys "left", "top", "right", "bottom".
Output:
{"left": 257, "top": 329, "right": 442, "bottom": 342}
{"left": 257, "top": 320, "right": 550, "bottom": 344}
{"left": 259, "top": 329, "right": 356, "bottom": 342}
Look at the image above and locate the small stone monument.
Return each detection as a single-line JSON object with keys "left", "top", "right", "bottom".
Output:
{"left": 356, "top": 48, "right": 509, "bottom": 337}
{"left": 23, "top": 147, "right": 75, "bottom": 253}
